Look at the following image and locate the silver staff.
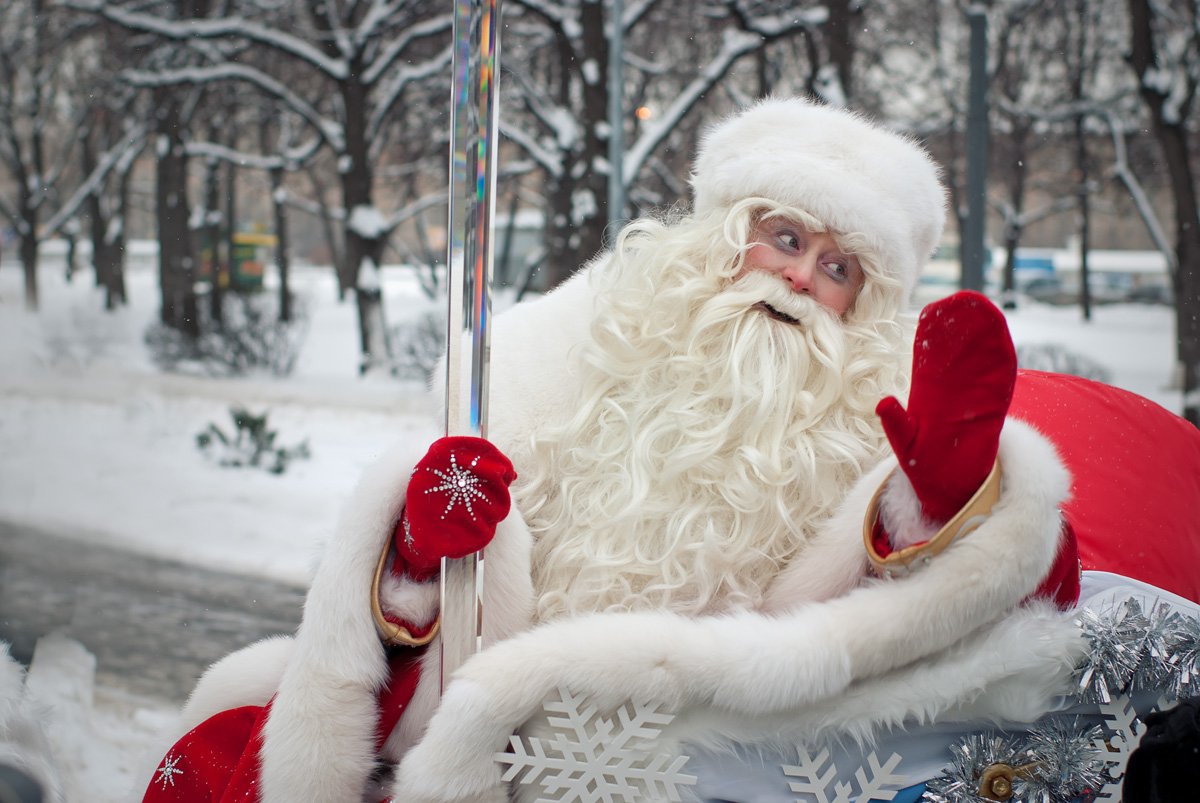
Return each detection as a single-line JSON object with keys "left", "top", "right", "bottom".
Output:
{"left": 442, "top": 0, "right": 502, "bottom": 688}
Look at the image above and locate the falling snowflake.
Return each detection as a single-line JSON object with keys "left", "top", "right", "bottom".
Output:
{"left": 783, "top": 746, "right": 906, "bottom": 803}
{"left": 495, "top": 685, "right": 696, "bottom": 802}
{"left": 155, "top": 753, "right": 184, "bottom": 789}
{"left": 423, "top": 451, "right": 489, "bottom": 520}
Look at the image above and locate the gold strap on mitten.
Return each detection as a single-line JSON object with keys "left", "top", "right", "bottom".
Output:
{"left": 863, "top": 458, "right": 1003, "bottom": 578}
{"left": 371, "top": 536, "right": 440, "bottom": 647}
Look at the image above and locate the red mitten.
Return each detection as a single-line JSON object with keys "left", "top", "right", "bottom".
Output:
{"left": 394, "top": 437, "right": 516, "bottom": 577}
{"left": 876, "top": 291, "right": 1016, "bottom": 524}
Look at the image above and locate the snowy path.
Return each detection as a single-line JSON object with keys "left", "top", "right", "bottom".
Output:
{"left": 0, "top": 519, "right": 303, "bottom": 703}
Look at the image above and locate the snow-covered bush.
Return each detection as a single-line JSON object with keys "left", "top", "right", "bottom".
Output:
{"left": 0, "top": 642, "right": 63, "bottom": 803}
{"left": 387, "top": 286, "right": 523, "bottom": 381}
{"left": 388, "top": 303, "right": 446, "bottom": 381}
{"left": 1016, "top": 342, "right": 1113, "bottom": 383}
{"left": 145, "top": 293, "right": 309, "bottom": 377}
{"left": 196, "top": 406, "right": 310, "bottom": 475}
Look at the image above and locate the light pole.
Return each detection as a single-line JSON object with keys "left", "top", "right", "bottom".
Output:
{"left": 963, "top": 4, "right": 989, "bottom": 292}
{"left": 607, "top": 0, "right": 625, "bottom": 239}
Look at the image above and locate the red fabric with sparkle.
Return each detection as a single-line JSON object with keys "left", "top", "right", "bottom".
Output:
{"left": 1011, "top": 369, "right": 1200, "bottom": 604}
{"left": 142, "top": 652, "right": 424, "bottom": 803}
{"left": 142, "top": 705, "right": 267, "bottom": 802}
{"left": 398, "top": 436, "right": 517, "bottom": 573}
{"left": 877, "top": 291, "right": 1017, "bottom": 523}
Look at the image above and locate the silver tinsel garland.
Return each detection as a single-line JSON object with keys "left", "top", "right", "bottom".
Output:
{"left": 922, "top": 735, "right": 1027, "bottom": 803}
{"left": 1165, "top": 608, "right": 1200, "bottom": 700}
{"left": 1073, "top": 598, "right": 1200, "bottom": 704}
{"left": 1013, "top": 718, "right": 1107, "bottom": 803}
{"left": 921, "top": 597, "right": 1199, "bottom": 803}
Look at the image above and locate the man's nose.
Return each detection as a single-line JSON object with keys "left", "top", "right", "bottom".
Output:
{"left": 779, "top": 258, "right": 815, "bottom": 294}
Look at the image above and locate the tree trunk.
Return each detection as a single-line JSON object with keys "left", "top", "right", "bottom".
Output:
{"left": 1001, "top": 222, "right": 1020, "bottom": 309}
{"left": 224, "top": 158, "right": 237, "bottom": 302}
{"left": 202, "top": 154, "right": 223, "bottom": 327}
{"left": 1127, "top": 0, "right": 1200, "bottom": 426}
{"left": 154, "top": 100, "right": 199, "bottom": 338}
{"left": 1075, "top": 114, "right": 1092, "bottom": 322}
{"left": 270, "top": 166, "right": 292, "bottom": 322}
{"left": 108, "top": 167, "right": 131, "bottom": 308}
{"left": 19, "top": 226, "right": 38, "bottom": 311}
{"left": 340, "top": 67, "right": 391, "bottom": 373}
{"left": 826, "top": 0, "right": 860, "bottom": 103}
{"left": 1000, "top": 124, "right": 1028, "bottom": 310}
{"left": 540, "top": 1, "right": 609, "bottom": 291}
{"left": 83, "top": 114, "right": 130, "bottom": 310}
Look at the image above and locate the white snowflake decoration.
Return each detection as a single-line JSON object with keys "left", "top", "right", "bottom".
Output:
{"left": 783, "top": 747, "right": 905, "bottom": 803}
{"left": 155, "top": 752, "right": 184, "bottom": 789}
{"left": 495, "top": 685, "right": 697, "bottom": 802}
{"left": 1091, "top": 693, "right": 1167, "bottom": 801}
{"left": 423, "top": 451, "right": 489, "bottom": 520}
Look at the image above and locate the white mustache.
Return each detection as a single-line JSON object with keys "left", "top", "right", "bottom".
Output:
{"left": 725, "top": 271, "right": 829, "bottom": 326}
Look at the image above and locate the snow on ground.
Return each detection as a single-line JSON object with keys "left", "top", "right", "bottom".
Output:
{"left": 0, "top": 257, "right": 1185, "bottom": 801}
{"left": 0, "top": 260, "right": 440, "bottom": 586}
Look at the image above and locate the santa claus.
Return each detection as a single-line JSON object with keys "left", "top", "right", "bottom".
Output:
{"left": 143, "top": 97, "right": 1200, "bottom": 803}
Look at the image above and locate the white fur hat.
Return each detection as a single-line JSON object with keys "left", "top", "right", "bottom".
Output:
{"left": 691, "top": 97, "right": 947, "bottom": 302}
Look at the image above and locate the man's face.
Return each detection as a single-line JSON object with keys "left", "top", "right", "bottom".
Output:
{"left": 744, "top": 218, "right": 864, "bottom": 318}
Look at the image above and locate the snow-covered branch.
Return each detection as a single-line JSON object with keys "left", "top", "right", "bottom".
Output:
{"left": 361, "top": 13, "right": 453, "bottom": 85}
{"left": 186, "top": 136, "right": 324, "bottom": 171}
{"left": 620, "top": 0, "right": 663, "bottom": 31}
{"left": 499, "top": 118, "right": 563, "bottom": 178}
{"left": 386, "top": 191, "right": 449, "bottom": 229}
{"left": 507, "top": 0, "right": 582, "bottom": 40}
{"left": 623, "top": 28, "right": 762, "bottom": 184}
{"left": 994, "top": 194, "right": 1076, "bottom": 231}
{"left": 991, "top": 91, "right": 1134, "bottom": 124}
{"left": 39, "top": 123, "right": 147, "bottom": 236}
{"left": 59, "top": 0, "right": 350, "bottom": 81}
{"left": 366, "top": 44, "right": 454, "bottom": 144}
{"left": 122, "top": 64, "right": 345, "bottom": 152}
{"left": 505, "top": 66, "right": 578, "bottom": 164}
{"left": 1103, "top": 109, "right": 1178, "bottom": 276}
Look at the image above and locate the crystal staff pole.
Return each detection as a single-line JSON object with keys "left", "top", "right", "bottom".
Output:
{"left": 442, "top": 0, "right": 502, "bottom": 689}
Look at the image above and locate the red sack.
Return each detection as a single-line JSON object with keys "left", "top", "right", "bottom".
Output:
{"left": 1011, "top": 369, "right": 1200, "bottom": 604}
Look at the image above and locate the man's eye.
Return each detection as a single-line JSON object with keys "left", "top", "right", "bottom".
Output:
{"left": 777, "top": 232, "right": 800, "bottom": 250}
{"left": 825, "top": 260, "right": 850, "bottom": 279}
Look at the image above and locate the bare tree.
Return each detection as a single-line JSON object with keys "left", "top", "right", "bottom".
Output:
{"left": 0, "top": 0, "right": 90, "bottom": 309}
{"left": 70, "top": 0, "right": 453, "bottom": 372}
{"left": 501, "top": 0, "right": 841, "bottom": 290}
{"left": 1126, "top": 0, "right": 1200, "bottom": 426}
{"left": 988, "top": 1, "right": 1085, "bottom": 308}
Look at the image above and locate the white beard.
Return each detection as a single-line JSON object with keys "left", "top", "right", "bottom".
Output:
{"left": 517, "top": 268, "right": 892, "bottom": 622}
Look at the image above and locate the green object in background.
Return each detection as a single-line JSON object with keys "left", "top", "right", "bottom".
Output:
{"left": 230, "top": 232, "right": 276, "bottom": 291}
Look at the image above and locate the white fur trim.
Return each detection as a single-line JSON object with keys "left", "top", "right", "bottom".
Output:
{"left": 395, "top": 418, "right": 1072, "bottom": 800}
{"left": 261, "top": 431, "right": 436, "bottom": 802}
{"left": 878, "top": 468, "right": 943, "bottom": 549}
{"left": 378, "top": 573, "right": 440, "bottom": 630}
{"left": 691, "top": 98, "right": 946, "bottom": 302}
{"left": 382, "top": 507, "right": 536, "bottom": 761}
{"left": 760, "top": 456, "right": 886, "bottom": 611}
{"left": 179, "top": 636, "right": 293, "bottom": 735}
{"left": 668, "top": 600, "right": 1083, "bottom": 752}
{"left": 256, "top": 428, "right": 538, "bottom": 794}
